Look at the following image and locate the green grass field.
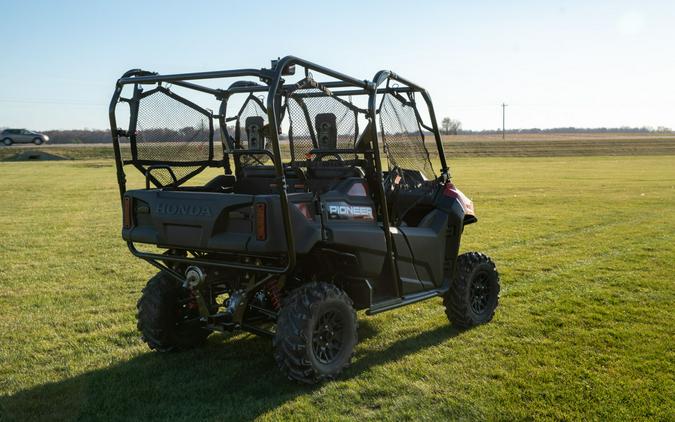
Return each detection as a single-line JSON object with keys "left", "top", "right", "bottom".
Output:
{"left": 0, "top": 155, "right": 674, "bottom": 420}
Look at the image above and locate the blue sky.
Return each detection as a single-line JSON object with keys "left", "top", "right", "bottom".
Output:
{"left": 1, "top": 0, "right": 673, "bottom": 130}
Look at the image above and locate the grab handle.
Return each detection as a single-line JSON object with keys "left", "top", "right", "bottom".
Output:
{"left": 145, "top": 165, "right": 178, "bottom": 189}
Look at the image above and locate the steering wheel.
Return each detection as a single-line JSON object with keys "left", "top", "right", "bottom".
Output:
{"left": 383, "top": 166, "right": 404, "bottom": 193}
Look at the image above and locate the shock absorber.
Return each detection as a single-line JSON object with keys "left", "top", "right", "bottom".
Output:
{"left": 266, "top": 279, "right": 282, "bottom": 311}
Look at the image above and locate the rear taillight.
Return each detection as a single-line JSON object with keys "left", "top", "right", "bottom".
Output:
{"left": 123, "top": 196, "right": 133, "bottom": 229}
{"left": 255, "top": 203, "right": 267, "bottom": 240}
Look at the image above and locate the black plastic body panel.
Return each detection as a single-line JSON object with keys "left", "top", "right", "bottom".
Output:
{"left": 391, "top": 229, "right": 425, "bottom": 294}
{"left": 433, "top": 194, "right": 467, "bottom": 283}
{"left": 399, "top": 210, "right": 449, "bottom": 288}
{"left": 319, "top": 177, "right": 385, "bottom": 279}
{"left": 123, "top": 189, "right": 320, "bottom": 255}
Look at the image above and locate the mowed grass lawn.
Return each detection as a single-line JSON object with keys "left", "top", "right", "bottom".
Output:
{"left": 0, "top": 156, "right": 673, "bottom": 421}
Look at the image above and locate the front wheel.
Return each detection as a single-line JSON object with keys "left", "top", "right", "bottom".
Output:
{"left": 273, "top": 282, "right": 358, "bottom": 384}
{"left": 33, "top": 137, "right": 44, "bottom": 145}
{"left": 444, "top": 252, "right": 500, "bottom": 329}
{"left": 2, "top": 138, "right": 12, "bottom": 146}
{"left": 136, "top": 271, "right": 211, "bottom": 352}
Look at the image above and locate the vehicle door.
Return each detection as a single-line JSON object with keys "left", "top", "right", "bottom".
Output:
{"left": 5, "top": 129, "right": 19, "bottom": 142}
{"left": 17, "top": 130, "right": 31, "bottom": 143}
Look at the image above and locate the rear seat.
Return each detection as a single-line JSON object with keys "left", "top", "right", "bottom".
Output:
{"left": 306, "top": 163, "right": 365, "bottom": 194}
{"left": 234, "top": 166, "right": 307, "bottom": 194}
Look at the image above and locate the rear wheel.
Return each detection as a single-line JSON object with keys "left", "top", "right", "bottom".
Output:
{"left": 2, "top": 138, "right": 12, "bottom": 146}
{"left": 33, "top": 137, "right": 43, "bottom": 145}
{"left": 444, "top": 252, "right": 500, "bottom": 329}
{"left": 273, "top": 282, "right": 357, "bottom": 384}
{"left": 137, "top": 271, "right": 211, "bottom": 352}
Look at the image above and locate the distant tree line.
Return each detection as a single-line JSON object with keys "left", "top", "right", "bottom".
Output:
{"left": 42, "top": 129, "right": 112, "bottom": 144}
{"left": 459, "top": 126, "right": 673, "bottom": 135}
{"left": 1, "top": 124, "right": 670, "bottom": 144}
{"left": 38, "top": 127, "right": 232, "bottom": 144}
{"left": 441, "top": 117, "right": 462, "bottom": 135}
{"left": 438, "top": 118, "right": 672, "bottom": 136}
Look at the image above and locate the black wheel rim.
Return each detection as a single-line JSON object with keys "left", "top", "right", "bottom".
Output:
{"left": 312, "top": 310, "right": 345, "bottom": 364}
{"left": 470, "top": 272, "right": 491, "bottom": 315}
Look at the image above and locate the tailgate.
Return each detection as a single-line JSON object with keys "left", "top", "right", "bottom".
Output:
{"left": 123, "top": 190, "right": 256, "bottom": 252}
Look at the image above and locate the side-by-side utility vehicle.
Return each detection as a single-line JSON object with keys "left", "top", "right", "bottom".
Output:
{"left": 109, "top": 57, "right": 500, "bottom": 383}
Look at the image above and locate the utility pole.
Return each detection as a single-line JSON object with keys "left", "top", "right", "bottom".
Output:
{"left": 501, "top": 103, "right": 508, "bottom": 139}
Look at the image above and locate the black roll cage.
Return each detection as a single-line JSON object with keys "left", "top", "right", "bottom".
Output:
{"left": 109, "top": 56, "right": 449, "bottom": 282}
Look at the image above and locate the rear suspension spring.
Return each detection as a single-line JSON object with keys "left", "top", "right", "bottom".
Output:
{"left": 266, "top": 279, "right": 282, "bottom": 311}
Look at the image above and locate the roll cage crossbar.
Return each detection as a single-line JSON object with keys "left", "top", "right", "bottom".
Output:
{"left": 109, "top": 56, "right": 450, "bottom": 279}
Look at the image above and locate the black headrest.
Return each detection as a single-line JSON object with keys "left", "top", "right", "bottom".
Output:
{"left": 315, "top": 113, "right": 337, "bottom": 150}
{"left": 307, "top": 166, "right": 364, "bottom": 180}
{"left": 240, "top": 166, "right": 305, "bottom": 179}
{"left": 245, "top": 116, "right": 265, "bottom": 150}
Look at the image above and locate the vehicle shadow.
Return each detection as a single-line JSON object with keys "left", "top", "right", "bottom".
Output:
{"left": 0, "top": 321, "right": 461, "bottom": 421}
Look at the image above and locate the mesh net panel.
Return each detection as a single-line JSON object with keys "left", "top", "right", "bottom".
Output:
{"left": 135, "top": 90, "right": 211, "bottom": 185}
{"left": 286, "top": 88, "right": 357, "bottom": 162}
{"left": 236, "top": 95, "right": 270, "bottom": 166}
{"left": 379, "top": 93, "right": 436, "bottom": 180}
